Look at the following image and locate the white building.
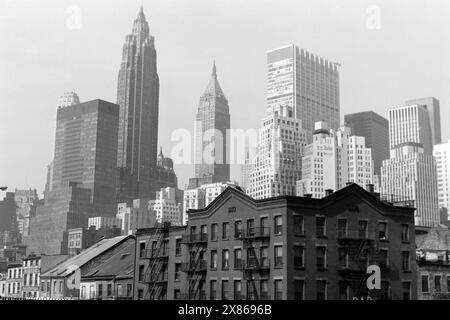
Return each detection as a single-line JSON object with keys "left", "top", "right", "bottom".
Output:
{"left": 381, "top": 143, "right": 439, "bottom": 227}
{"left": 148, "top": 187, "right": 184, "bottom": 226}
{"left": 240, "top": 147, "right": 254, "bottom": 190}
{"left": 183, "top": 181, "right": 238, "bottom": 225}
{"left": 434, "top": 140, "right": 450, "bottom": 210}
{"left": 116, "top": 203, "right": 132, "bottom": 235}
{"left": 296, "top": 121, "right": 374, "bottom": 198}
{"left": 88, "top": 216, "right": 122, "bottom": 230}
{"left": 247, "top": 105, "right": 306, "bottom": 199}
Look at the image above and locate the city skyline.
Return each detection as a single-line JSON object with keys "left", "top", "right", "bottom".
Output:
{"left": 1, "top": 0, "right": 450, "bottom": 194}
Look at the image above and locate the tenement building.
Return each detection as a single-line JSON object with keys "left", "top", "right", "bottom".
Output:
{"left": 135, "top": 184, "right": 417, "bottom": 300}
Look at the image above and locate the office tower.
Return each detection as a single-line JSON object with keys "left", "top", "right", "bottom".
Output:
{"left": 405, "top": 97, "right": 441, "bottom": 146}
{"left": 296, "top": 122, "right": 374, "bottom": 199}
{"left": 434, "top": 140, "right": 450, "bottom": 210}
{"left": 26, "top": 99, "right": 120, "bottom": 255}
{"left": 116, "top": 6, "right": 159, "bottom": 202}
{"left": 240, "top": 146, "right": 254, "bottom": 189}
{"left": 58, "top": 92, "right": 80, "bottom": 108}
{"left": 148, "top": 148, "right": 178, "bottom": 198}
{"left": 247, "top": 105, "right": 306, "bottom": 199}
{"left": 0, "top": 192, "right": 18, "bottom": 238}
{"left": 148, "top": 187, "right": 184, "bottom": 226}
{"left": 266, "top": 44, "right": 340, "bottom": 142}
{"left": 381, "top": 143, "right": 439, "bottom": 227}
{"left": 388, "top": 104, "right": 433, "bottom": 155}
{"left": 344, "top": 111, "right": 389, "bottom": 176}
{"left": 14, "top": 189, "right": 39, "bottom": 237}
{"left": 188, "top": 62, "right": 230, "bottom": 189}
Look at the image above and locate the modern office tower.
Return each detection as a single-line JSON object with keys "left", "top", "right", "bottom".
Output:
{"left": 188, "top": 62, "right": 231, "bottom": 189}
{"left": 57, "top": 92, "right": 80, "bottom": 108}
{"left": 0, "top": 192, "right": 18, "bottom": 238}
{"left": 381, "top": 143, "right": 439, "bottom": 227}
{"left": 25, "top": 99, "right": 120, "bottom": 255}
{"left": 388, "top": 104, "right": 433, "bottom": 155}
{"left": 14, "top": 189, "right": 39, "bottom": 237}
{"left": 405, "top": 97, "right": 442, "bottom": 146}
{"left": 296, "top": 122, "right": 374, "bottom": 199}
{"left": 148, "top": 187, "right": 184, "bottom": 226}
{"left": 434, "top": 140, "right": 450, "bottom": 210}
{"left": 344, "top": 111, "right": 389, "bottom": 176}
{"left": 247, "top": 105, "right": 306, "bottom": 200}
{"left": 266, "top": 44, "right": 340, "bottom": 142}
{"left": 116, "top": 6, "right": 160, "bottom": 202}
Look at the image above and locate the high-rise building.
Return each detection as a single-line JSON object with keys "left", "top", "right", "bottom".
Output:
{"left": 266, "top": 44, "right": 340, "bottom": 142}
{"left": 296, "top": 121, "right": 374, "bottom": 199}
{"left": 405, "top": 97, "right": 441, "bottom": 146}
{"left": 388, "top": 104, "right": 433, "bottom": 155}
{"left": 240, "top": 146, "right": 254, "bottom": 190}
{"left": 0, "top": 192, "right": 18, "bottom": 240}
{"left": 116, "top": 6, "right": 159, "bottom": 202}
{"left": 25, "top": 99, "right": 120, "bottom": 255}
{"left": 344, "top": 111, "right": 389, "bottom": 176}
{"left": 149, "top": 148, "right": 178, "bottom": 198}
{"left": 434, "top": 140, "right": 450, "bottom": 210}
{"left": 57, "top": 92, "right": 80, "bottom": 108}
{"left": 14, "top": 189, "right": 39, "bottom": 238}
{"left": 381, "top": 143, "right": 439, "bottom": 227}
{"left": 148, "top": 187, "right": 184, "bottom": 226}
{"left": 247, "top": 105, "right": 306, "bottom": 199}
{"left": 188, "top": 62, "right": 230, "bottom": 189}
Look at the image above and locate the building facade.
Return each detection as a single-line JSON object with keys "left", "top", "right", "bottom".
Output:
{"left": 148, "top": 187, "right": 184, "bottom": 226}
{"left": 247, "top": 105, "right": 306, "bottom": 199}
{"left": 0, "top": 192, "right": 18, "bottom": 245}
{"left": 405, "top": 97, "right": 441, "bottom": 146}
{"left": 88, "top": 216, "right": 122, "bottom": 230}
{"left": 116, "top": 6, "right": 160, "bottom": 202}
{"left": 434, "top": 140, "right": 450, "bottom": 211}
{"left": 344, "top": 111, "right": 389, "bottom": 177}
{"left": 266, "top": 44, "right": 340, "bottom": 142}
{"left": 14, "top": 189, "right": 39, "bottom": 239}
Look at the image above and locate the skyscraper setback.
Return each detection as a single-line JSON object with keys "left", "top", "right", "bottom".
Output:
{"left": 116, "top": 6, "right": 160, "bottom": 202}
{"left": 266, "top": 44, "right": 340, "bottom": 141}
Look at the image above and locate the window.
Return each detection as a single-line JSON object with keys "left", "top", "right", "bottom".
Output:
{"left": 260, "top": 217, "right": 268, "bottom": 235}
{"left": 337, "top": 219, "right": 347, "bottom": 238}
{"left": 210, "top": 280, "right": 217, "bottom": 300}
{"left": 222, "top": 280, "right": 229, "bottom": 300}
{"left": 222, "top": 250, "right": 230, "bottom": 270}
{"left": 338, "top": 247, "right": 348, "bottom": 268}
{"left": 402, "top": 282, "right": 411, "bottom": 300}
{"left": 294, "top": 245, "right": 304, "bottom": 268}
{"left": 260, "top": 247, "right": 269, "bottom": 267}
{"left": 175, "top": 238, "right": 182, "bottom": 256}
{"left": 211, "top": 224, "right": 218, "bottom": 241}
{"left": 338, "top": 281, "right": 349, "bottom": 300}
{"left": 379, "top": 249, "right": 389, "bottom": 269}
{"left": 294, "top": 280, "right": 304, "bottom": 300}
{"left": 316, "top": 217, "right": 326, "bottom": 237}
{"left": 447, "top": 276, "right": 450, "bottom": 292}
{"left": 380, "top": 281, "right": 390, "bottom": 300}
{"left": 107, "top": 284, "right": 112, "bottom": 297}
{"left": 402, "top": 251, "right": 410, "bottom": 271}
{"left": 175, "top": 263, "right": 181, "bottom": 281}
{"left": 139, "top": 242, "right": 146, "bottom": 258}
{"left": 200, "top": 225, "right": 207, "bottom": 239}
{"left": 260, "top": 280, "right": 269, "bottom": 299}
{"left": 274, "top": 280, "right": 283, "bottom": 300}
{"left": 81, "top": 285, "right": 86, "bottom": 298}
{"left": 234, "top": 221, "right": 243, "bottom": 238}
{"left": 274, "top": 216, "right": 282, "bottom": 235}
{"left": 378, "top": 222, "right": 388, "bottom": 240}
{"left": 401, "top": 224, "right": 410, "bottom": 242}
{"left": 274, "top": 245, "right": 283, "bottom": 267}
{"left": 222, "top": 222, "right": 229, "bottom": 239}
{"left": 210, "top": 250, "right": 217, "bottom": 269}
{"left": 316, "top": 246, "right": 326, "bottom": 269}
{"left": 138, "top": 265, "right": 145, "bottom": 281}
{"left": 435, "top": 275, "right": 442, "bottom": 292}
{"left": 98, "top": 284, "right": 103, "bottom": 298}
{"left": 358, "top": 220, "right": 368, "bottom": 239}
{"left": 138, "top": 289, "right": 143, "bottom": 300}
{"left": 127, "top": 284, "right": 132, "bottom": 297}
{"left": 293, "top": 215, "right": 304, "bottom": 235}
{"left": 317, "top": 280, "right": 327, "bottom": 300}
{"left": 247, "top": 219, "right": 255, "bottom": 237}
{"left": 234, "top": 280, "right": 242, "bottom": 300}
{"left": 234, "top": 249, "right": 242, "bottom": 269}
{"left": 174, "top": 289, "right": 181, "bottom": 300}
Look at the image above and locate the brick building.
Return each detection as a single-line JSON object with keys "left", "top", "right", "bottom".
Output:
{"left": 134, "top": 184, "right": 417, "bottom": 300}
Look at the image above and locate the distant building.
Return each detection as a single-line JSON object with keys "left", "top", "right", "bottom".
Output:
{"left": 240, "top": 147, "right": 254, "bottom": 190}
{"left": 148, "top": 187, "right": 184, "bottom": 226}
{"left": 88, "top": 216, "right": 122, "bottom": 230}
{"left": 434, "top": 140, "right": 450, "bottom": 210}
{"left": 405, "top": 97, "right": 441, "bottom": 146}
{"left": 14, "top": 189, "right": 40, "bottom": 238}
{"left": 149, "top": 148, "right": 179, "bottom": 199}
{"left": 57, "top": 91, "right": 80, "bottom": 108}
{"left": 247, "top": 105, "right": 306, "bottom": 199}
{"left": 344, "top": 111, "right": 389, "bottom": 177}
{"left": 116, "top": 200, "right": 158, "bottom": 236}
{"left": 0, "top": 192, "right": 18, "bottom": 244}
{"left": 4, "top": 262, "right": 22, "bottom": 299}
{"left": 67, "top": 226, "right": 122, "bottom": 256}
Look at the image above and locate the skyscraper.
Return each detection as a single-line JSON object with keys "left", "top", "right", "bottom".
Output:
{"left": 344, "top": 111, "right": 389, "bottom": 177}
{"left": 266, "top": 44, "right": 340, "bottom": 141}
{"left": 405, "top": 97, "right": 442, "bottom": 146}
{"left": 188, "top": 62, "right": 230, "bottom": 188}
{"left": 116, "top": 6, "right": 159, "bottom": 202}
{"left": 26, "top": 99, "right": 119, "bottom": 254}
{"left": 434, "top": 140, "right": 450, "bottom": 210}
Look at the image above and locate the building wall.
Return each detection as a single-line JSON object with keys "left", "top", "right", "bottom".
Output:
{"left": 434, "top": 140, "right": 450, "bottom": 211}
{"left": 417, "top": 263, "right": 450, "bottom": 300}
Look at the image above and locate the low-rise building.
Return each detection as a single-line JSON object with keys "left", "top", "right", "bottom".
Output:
{"left": 5, "top": 262, "right": 23, "bottom": 299}
{"left": 67, "top": 226, "right": 122, "bottom": 256}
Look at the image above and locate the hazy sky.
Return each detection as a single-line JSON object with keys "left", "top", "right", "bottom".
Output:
{"left": 1, "top": 0, "right": 449, "bottom": 195}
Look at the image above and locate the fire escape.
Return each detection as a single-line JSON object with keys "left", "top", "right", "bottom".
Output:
{"left": 181, "top": 231, "right": 208, "bottom": 300}
{"left": 235, "top": 225, "right": 271, "bottom": 300}
{"left": 141, "top": 222, "right": 170, "bottom": 300}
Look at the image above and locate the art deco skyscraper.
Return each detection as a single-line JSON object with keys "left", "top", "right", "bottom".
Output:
{"left": 116, "top": 6, "right": 159, "bottom": 202}
{"left": 267, "top": 44, "right": 340, "bottom": 142}
{"left": 188, "top": 62, "right": 230, "bottom": 188}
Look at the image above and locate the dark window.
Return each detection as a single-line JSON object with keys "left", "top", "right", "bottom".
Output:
{"left": 139, "top": 242, "right": 145, "bottom": 258}
{"left": 380, "top": 281, "right": 389, "bottom": 300}
{"left": 435, "top": 275, "right": 442, "bottom": 292}
{"left": 98, "top": 284, "right": 103, "bottom": 298}
{"left": 294, "top": 245, "right": 304, "bottom": 268}
{"left": 107, "top": 284, "right": 112, "bottom": 297}
{"left": 317, "top": 280, "right": 327, "bottom": 300}
{"left": 378, "top": 222, "right": 388, "bottom": 240}
{"left": 200, "top": 225, "right": 207, "bottom": 240}
{"left": 234, "top": 221, "right": 243, "bottom": 238}
{"left": 337, "top": 219, "right": 347, "bottom": 238}
{"left": 274, "top": 280, "right": 283, "bottom": 300}
{"left": 274, "top": 245, "right": 283, "bottom": 267}
{"left": 138, "top": 289, "right": 143, "bottom": 300}
{"left": 222, "top": 280, "right": 229, "bottom": 300}
{"left": 210, "top": 250, "right": 217, "bottom": 269}
{"left": 338, "top": 281, "right": 349, "bottom": 300}
{"left": 175, "top": 263, "right": 181, "bottom": 281}
{"left": 260, "top": 280, "right": 269, "bottom": 300}
{"left": 127, "top": 284, "right": 132, "bottom": 297}
{"left": 338, "top": 247, "right": 348, "bottom": 268}
{"left": 222, "top": 222, "right": 229, "bottom": 239}
{"left": 274, "top": 216, "right": 282, "bottom": 235}
{"left": 175, "top": 238, "right": 182, "bottom": 256}
{"left": 447, "top": 276, "right": 450, "bottom": 292}
{"left": 402, "top": 251, "right": 410, "bottom": 271}
{"left": 401, "top": 224, "right": 410, "bottom": 242}
{"left": 234, "top": 248, "right": 242, "bottom": 269}
{"left": 260, "top": 247, "right": 269, "bottom": 267}
{"left": 211, "top": 224, "right": 218, "bottom": 241}
{"left": 379, "top": 249, "right": 389, "bottom": 269}
{"left": 358, "top": 220, "right": 368, "bottom": 239}
{"left": 210, "top": 280, "right": 217, "bottom": 300}
{"left": 294, "top": 280, "right": 304, "bottom": 300}
{"left": 260, "top": 217, "right": 268, "bottom": 234}
{"left": 138, "top": 265, "right": 145, "bottom": 281}
{"left": 234, "top": 280, "right": 242, "bottom": 300}
{"left": 174, "top": 289, "right": 181, "bottom": 300}
{"left": 294, "top": 215, "right": 304, "bottom": 235}
{"left": 247, "top": 219, "right": 255, "bottom": 237}
{"left": 316, "top": 246, "right": 326, "bottom": 269}
{"left": 402, "top": 282, "right": 411, "bottom": 300}
{"left": 316, "top": 217, "right": 326, "bottom": 237}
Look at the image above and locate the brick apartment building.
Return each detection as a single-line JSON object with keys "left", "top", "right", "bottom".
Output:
{"left": 134, "top": 183, "right": 417, "bottom": 300}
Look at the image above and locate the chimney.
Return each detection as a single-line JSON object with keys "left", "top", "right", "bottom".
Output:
{"left": 325, "top": 189, "right": 333, "bottom": 196}
{"left": 304, "top": 194, "right": 312, "bottom": 198}
{"left": 366, "top": 184, "right": 374, "bottom": 193}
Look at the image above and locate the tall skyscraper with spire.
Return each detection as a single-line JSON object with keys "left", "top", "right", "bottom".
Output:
{"left": 188, "top": 62, "right": 230, "bottom": 188}
{"left": 116, "top": 6, "right": 159, "bottom": 202}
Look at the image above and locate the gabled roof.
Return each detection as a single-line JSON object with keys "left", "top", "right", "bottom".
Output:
{"left": 416, "top": 227, "right": 450, "bottom": 251}
{"left": 41, "top": 235, "right": 133, "bottom": 278}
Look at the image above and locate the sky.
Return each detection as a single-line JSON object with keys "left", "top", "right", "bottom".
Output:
{"left": 0, "top": 0, "right": 449, "bottom": 195}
